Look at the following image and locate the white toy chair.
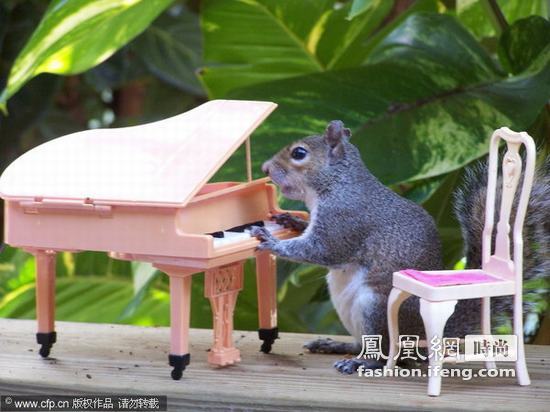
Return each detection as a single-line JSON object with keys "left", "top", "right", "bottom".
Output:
{"left": 387, "top": 127, "right": 536, "bottom": 396}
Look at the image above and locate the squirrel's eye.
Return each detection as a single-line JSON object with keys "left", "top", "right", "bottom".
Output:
{"left": 291, "top": 146, "right": 308, "bottom": 161}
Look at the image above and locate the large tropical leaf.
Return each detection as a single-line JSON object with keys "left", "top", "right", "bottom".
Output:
{"left": 226, "top": 13, "right": 550, "bottom": 186}
{"left": 0, "top": 0, "right": 174, "bottom": 111}
{"left": 200, "top": 0, "right": 329, "bottom": 98}
{"left": 199, "top": 0, "right": 438, "bottom": 98}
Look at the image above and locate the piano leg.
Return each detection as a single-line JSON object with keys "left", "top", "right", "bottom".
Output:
{"left": 255, "top": 251, "right": 278, "bottom": 353}
{"left": 34, "top": 250, "right": 57, "bottom": 358}
{"left": 204, "top": 262, "right": 244, "bottom": 366}
{"left": 167, "top": 273, "right": 192, "bottom": 380}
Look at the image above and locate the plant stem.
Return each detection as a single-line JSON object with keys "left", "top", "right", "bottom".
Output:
{"left": 481, "top": 0, "right": 508, "bottom": 36}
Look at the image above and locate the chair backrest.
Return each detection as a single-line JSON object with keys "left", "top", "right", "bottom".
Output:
{"left": 482, "top": 127, "right": 536, "bottom": 285}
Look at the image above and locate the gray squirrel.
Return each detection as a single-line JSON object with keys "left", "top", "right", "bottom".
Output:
{"left": 251, "top": 120, "right": 549, "bottom": 374}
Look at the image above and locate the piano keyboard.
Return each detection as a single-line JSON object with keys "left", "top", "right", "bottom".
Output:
{"left": 210, "top": 220, "right": 284, "bottom": 248}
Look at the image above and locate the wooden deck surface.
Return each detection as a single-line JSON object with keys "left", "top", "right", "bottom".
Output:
{"left": 1, "top": 319, "right": 549, "bottom": 411}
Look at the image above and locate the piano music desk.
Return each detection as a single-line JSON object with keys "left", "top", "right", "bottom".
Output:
{"left": 0, "top": 100, "right": 307, "bottom": 380}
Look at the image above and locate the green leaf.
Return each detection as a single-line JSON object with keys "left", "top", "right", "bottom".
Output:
{"left": 0, "top": 277, "right": 130, "bottom": 322}
{"left": 0, "top": 0, "right": 174, "bottom": 110}
{"left": 117, "top": 262, "right": 160, "bottom": 321}
{"left": 422, "top": 170, "right": 465, "bottom": 268}
{"left": 368, "top": 12, "right": 502, "bottom": 81}
{"left": 316, "top": 0, "right": 395, "bottom": 70}
{"left": 527, "top": 104, "right": 550, "bottom": 160}
{"left": 400, "top": 175, "right": 447, "bottom": 204}
{"left": 0, "top": 247, "right": 33, "bottom": 295}
{"left": 132, "top": 2, "right": 204, "bottom": 96}
{"left": 200, "top": 0, "right": 429, "bottom": 97}
{"left": 0, "top": 2, "right": 61, "bottom": 163}
{"left": 230, "top": 13, "right": 550, "bottom": 185}
{"left": 457, "top": 0, "right": 549, "bottom": 40}
{"left": 498, "top": 15, "right": 550, "bottom": 74}
{"left": 0, "top": 246, "right": 73, "bottom": 295}
{"left": 73, "top": 251, "right": 132, "bottom": 279}
{"left": 200, "top": 0, "right": 330, "bottom": 98}
{"left": 336, "top": 0, "right": 437, "bottom": 70}
{"left": 347, "top": 0, "right": 376, "bottom": 20}
{"left": 276, "top": 263, "right": 335, "bottom": 333}
{"left": 0, "top": 272, "right": 170, "bottom": 327}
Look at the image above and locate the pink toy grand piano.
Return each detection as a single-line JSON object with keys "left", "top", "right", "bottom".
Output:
{"left": 0, "top": 99, "right": 306, "bottom": 380}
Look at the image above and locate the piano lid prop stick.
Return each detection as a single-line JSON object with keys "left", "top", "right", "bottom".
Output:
{"left": 246, "top": 136, "right": 252, "bottom": 182}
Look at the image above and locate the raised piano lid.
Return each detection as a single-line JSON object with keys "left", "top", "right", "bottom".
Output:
{"left": 0, "top": 99, "right": 277, "bottom": 207}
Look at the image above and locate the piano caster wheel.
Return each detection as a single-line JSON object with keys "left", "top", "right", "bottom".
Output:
{"left": 36, "top": 332, "right": 56, "bottom": 358}
{"left": 260, "top": 341, "right": 272, "bottom": 354}
{"left": 171, "top": 367, "right": 184, "bottom": 380}
{"left": 258, "top": 327, "right": 279, "bottom": 354}
{"left": 168, "top": 353, "right": 190, "bottom": 381}
{"left": 39, "top": 345, "right": 52, "bottom": 358}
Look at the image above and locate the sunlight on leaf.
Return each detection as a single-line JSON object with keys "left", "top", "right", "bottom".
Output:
{"left": 0, "top": 0, "right": 173, "bottom": 112}
{"left": 347, "top": 0, "right": 376, "bottom": 20}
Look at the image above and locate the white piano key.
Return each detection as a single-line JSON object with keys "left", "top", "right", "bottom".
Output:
{"left": 212, "top": 221, "right": 286, "bottom": 249}
{"left": 224, "top": 231, "right": 251, "bottom": 241}
{"left": 263, "top": 220, "right": 284, "bottom": 232}
{"left": 212, "top": 237, "right": 228, "bottom": 248}
{"left": 213, "top": 230, "right": 251, "bottom": 249}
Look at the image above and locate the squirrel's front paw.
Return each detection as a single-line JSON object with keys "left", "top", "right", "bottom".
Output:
{"left": 272, "top": 213, "right": 307, "bottom": 232}
{"left": 251, "top": 226, "right": 277, "bottom": 251}
{"left": 333, "top": 358, "right": 384, "bottom": 375}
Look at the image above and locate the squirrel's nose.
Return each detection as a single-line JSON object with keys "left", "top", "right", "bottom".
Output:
{"left": 261, "top": 161, "right": 271, "bottom": 176}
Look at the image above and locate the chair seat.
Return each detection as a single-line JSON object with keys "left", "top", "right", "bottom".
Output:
{"left": 392, "top": 269, "right": 515, "bottom": 301}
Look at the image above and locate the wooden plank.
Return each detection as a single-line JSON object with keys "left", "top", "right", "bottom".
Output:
{"left": 0, "top": 319, "right": 549, "bottom": 411}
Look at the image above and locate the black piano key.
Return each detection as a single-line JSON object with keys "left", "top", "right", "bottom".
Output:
{"left": 209, "top": 231, "right": 224, "bottom": 238}
{"left": 227, "top": 220, "right": 265, "bottom": 233}
{"left": 228, "top": 224, "right": 246, "bottom": 232}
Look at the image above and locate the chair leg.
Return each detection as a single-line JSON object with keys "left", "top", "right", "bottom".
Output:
{"left": 481, "top": 297, "right": 496, "bottom": 369}
{"left": 420, "top": 298, "right": 457, "bottom": 397}
{"left": 386, "top": 288, "right": 411, "bottom": 368}
{"left": 513, "top": 295, "right": 531, "bottom": 386}
{"left": 35, "top": 250, "right": 57, "bottom": 358}
{"left": 515, "top": 339, "right": 530, "bottom": 386}
{"left": 256, "top": 251, "right": 278, "bottom": 354}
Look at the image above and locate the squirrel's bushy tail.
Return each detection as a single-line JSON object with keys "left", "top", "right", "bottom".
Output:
{"left": 453, "top": 156, "right": 549, "bottom": 337}
{"left": 453, "top": 156, "right": 549, "bottom": 279}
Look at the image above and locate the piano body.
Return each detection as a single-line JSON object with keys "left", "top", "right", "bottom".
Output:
{"left": 0, "top": 100, "right": 306, "bottom": 380}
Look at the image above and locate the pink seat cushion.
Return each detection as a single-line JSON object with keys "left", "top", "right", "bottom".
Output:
{"left": 400, "top": 269, "right": 502, "bottom": 287}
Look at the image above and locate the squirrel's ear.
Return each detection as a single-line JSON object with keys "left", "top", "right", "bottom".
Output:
{"left": 324, "top": 120, "right": 351, "bottom": 148}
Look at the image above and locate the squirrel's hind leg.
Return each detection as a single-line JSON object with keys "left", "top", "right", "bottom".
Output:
{"left": 303, "top": 337, "right": 360, "bottom": 354}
